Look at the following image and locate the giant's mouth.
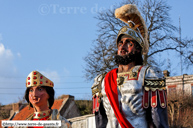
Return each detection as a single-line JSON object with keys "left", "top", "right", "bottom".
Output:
{"left": 120, "top": 50, "right": 129, "bottom": 55}
{"left": 32, "top": 97, "right": 40, "bottom": 102}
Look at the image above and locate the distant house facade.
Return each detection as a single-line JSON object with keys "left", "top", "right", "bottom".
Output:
{"left": 0, "top": 102, "right": 27, "bottom": 120}
{"left": 68, "top": 114, "right": 95, "bottom": 128}
{"left": 163, "top": 70, "right": 193, "bottom": 96}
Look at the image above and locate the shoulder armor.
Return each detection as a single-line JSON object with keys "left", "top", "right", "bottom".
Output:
{"left": 51, "top": 109, "right": 72, "bottom": 128}
{"left": 144, "top": 79, "right": 166, "bottom": 91}
{"left": 144, "top": 66, "right": 166, "bottom": 91}
{"left": 51, "top": 109, "right": 59, "bottom": 120}
{"left": 143, "top": 66, "right": 167, "bottom": 109}
{"left": 91, "top": 73, "right": 106, "bottom": 113}
{"left": 91, "top": 73, "right": 107, "bottom": 96}
{"left": 145, "top": 66, "right": 164, "bottom": 78}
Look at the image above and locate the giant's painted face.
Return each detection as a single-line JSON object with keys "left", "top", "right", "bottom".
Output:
{"left": 117, "top": 37, "right": 138, "bottom": 56}
{"left": 29, "top": 86, "right": 49, "bottom": 108}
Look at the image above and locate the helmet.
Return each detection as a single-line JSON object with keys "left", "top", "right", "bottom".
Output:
{"left": 115, "top": 4, "right": 149, "bottom": 55}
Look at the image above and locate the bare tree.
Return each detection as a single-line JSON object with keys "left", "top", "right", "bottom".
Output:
{"left": 167, "top": 91, "right": 193, "bottom": 127}
{"left": 84, "top": 0, "right": 193, "bottom": 81}
{"left": 0, "top": 103, "right": 11, "bottom": 119}
{"left": 84, "top": 38, "right": 117, "bottom": 80}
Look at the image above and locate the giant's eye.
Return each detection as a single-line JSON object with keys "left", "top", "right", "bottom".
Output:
{"left": 128, "top": 42, "right": 133, "bottom": 47}
{"left": 125, "top": 39, "right": 133, "bottom": 47}
{"left": 29, "top": 88, "right": 33, "bottom": 92}
{"left": 118, "top": 41, "right": 123, "bottom": 47}
{"left": 38, "top": 88, "right": 43, "bottom": 91}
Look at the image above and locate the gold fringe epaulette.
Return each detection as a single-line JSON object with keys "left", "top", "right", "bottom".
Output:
{"left": 144, "top": 79, "right": 166, "bottom": 91}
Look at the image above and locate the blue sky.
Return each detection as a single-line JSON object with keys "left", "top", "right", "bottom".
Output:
{"left": 0, "top": 0, "right": 193, "bottom": 105}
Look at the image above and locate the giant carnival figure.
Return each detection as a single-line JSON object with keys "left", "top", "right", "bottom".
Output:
{"left": 25, "top": 71, "right": 71, "bottom": 128}
{"left": 91, "top": 4, "right": 169, "bottom": 128}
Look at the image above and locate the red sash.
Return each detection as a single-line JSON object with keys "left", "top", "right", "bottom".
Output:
{"left": 104, "top": 68, "right": 134, "bottom": 128}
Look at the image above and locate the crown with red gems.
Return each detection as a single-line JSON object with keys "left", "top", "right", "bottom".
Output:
{"left": 26, "top": 71, "right": 54, "bottom": 88}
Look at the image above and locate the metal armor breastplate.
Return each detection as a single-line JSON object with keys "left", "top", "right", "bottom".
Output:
{"left": 101, "top": 66, "right": 148, "bottom": 128}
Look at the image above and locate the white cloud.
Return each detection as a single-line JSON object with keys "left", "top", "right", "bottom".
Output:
{"left": 0, "top": 42, "right": 22, "bottom": 105}
{"left": 0, "top": 43, "right": 15, "bottom": 77}
{"left": 0, "top": 43, "right": 13, "bottom": 56}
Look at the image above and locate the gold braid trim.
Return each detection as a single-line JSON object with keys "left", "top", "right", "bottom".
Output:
{"left": 144, "top": 79, "right": 166, "bottom": 91}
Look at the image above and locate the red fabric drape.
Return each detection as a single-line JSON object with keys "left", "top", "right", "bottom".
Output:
{"left": 104, "top": 68, "right": 134, "bottom": 128}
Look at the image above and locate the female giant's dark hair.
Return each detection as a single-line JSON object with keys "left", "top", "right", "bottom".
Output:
{"left": 24, "top": 86, "right": 55, "bottom": 109}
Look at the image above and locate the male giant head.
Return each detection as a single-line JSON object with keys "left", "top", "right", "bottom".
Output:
{"left": 114, "top": 4, "right": 149, "bottom": 66}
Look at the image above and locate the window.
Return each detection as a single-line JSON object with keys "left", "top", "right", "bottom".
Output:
{"left": 168, "top": 85, "right": 177, "bottom": 94}
{"left": 169, "top": 87, "right": 176, "bottom": 93}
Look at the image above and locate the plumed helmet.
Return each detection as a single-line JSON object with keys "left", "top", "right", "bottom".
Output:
{"left": 115, "top": 4, "right": 149, "bottom": 55}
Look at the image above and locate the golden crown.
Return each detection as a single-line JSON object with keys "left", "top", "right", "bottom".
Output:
{"left": 26, "top": 71, "right": 54, "bottom": 88}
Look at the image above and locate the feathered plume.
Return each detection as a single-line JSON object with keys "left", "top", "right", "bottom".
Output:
{"left": 115, "top": 4, "right": 149, "bottom": 55}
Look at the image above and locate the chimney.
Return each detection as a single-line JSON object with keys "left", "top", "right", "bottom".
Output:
{"left": 163, "top": 70, "right": 170, "bottom": 77}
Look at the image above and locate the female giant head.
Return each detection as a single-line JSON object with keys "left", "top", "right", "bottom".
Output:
{"left": 24, "top": 71, "right": 55, "bottom": 112}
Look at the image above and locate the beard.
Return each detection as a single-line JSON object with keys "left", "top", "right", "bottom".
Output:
{"left": 115, "top": 52, "right": 142, "bottom": 65}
